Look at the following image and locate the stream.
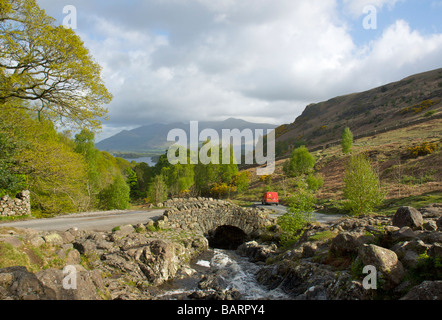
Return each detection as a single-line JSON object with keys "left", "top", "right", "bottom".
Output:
{"left": 148, "top": 248, "right": 291, "bottom": 300}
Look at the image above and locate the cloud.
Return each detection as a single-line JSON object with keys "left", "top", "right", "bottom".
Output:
{"left": 35, "top": 0, "right": 442, "bottom": 141}
{"left": 342, "top": 0, "right": 403, "bottom": 17}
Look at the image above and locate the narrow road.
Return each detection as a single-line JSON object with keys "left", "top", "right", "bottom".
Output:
{"left": 253, "top": 202, "right": 343, "bottom": 224}
{"left": 0, "top": 209, "right": 164, "bottom": 232}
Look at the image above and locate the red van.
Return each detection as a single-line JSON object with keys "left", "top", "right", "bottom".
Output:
{"left": 261, "top": 192, "right": 279, "bottom": 205}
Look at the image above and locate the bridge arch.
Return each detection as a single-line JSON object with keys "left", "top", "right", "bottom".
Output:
{"left": 162, "top": 198, "right": 275, "bottom": 248}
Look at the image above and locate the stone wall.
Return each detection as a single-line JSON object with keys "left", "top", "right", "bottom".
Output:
{"left": 161, "top": 197, "right": 275, "bottom": 236}
{"left": 0, "top": 190, "right": 31, "bottom": 217}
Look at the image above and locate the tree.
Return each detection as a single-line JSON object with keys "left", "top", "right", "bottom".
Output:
{"left": 0, "top": 0, "right": 112, "bottom": 131}
{"left": 343, "top": 153, "right": 385, "bottom": 215}
{"left": 125, "top": 167, "right": 140, "bottom": 199}
{"left": 341, "top": 127, "right": 353, "bottom": 154}
{"left": 147, "top": 175, "right": 168, "bottom": 205}
{"left": 231, "top": 171, "right": 251, "bottom": 193}
{"left": 283, "top": 146, "right": 315, "bottom": 177}
{"left": 98, "top": 174, "right": 130, "bottom": 210}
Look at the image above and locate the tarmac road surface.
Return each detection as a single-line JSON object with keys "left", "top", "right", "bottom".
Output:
{"left": 0, "top": 209, "right": 164, "bottom": 232}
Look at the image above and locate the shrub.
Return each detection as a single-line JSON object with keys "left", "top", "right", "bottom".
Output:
{"left": 407, "top": 141, "right": 438, "bottom": 158}
{"left": 306, "top": 173, "right": 324, "bottom": 191}
{"left": 209, "top": 183, "right": 236, "bottom": 199}
{"left": 343, "top": 154, "right": 385, "bottom": 215}
{"left": 341, "top": 127, "right": 353, "bottom": 154}
{"left": 98, "top": 174, "right": 131, "bottom": 210}
{"left": 283, "top": 146, "right": 315, "bottom": 177}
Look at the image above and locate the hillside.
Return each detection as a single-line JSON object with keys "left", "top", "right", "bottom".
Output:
{"left": 236, "top": 117, "right": 441, "bottom": 215}
{"left": 96, "top": 118, "right": 277, "bottom": 154}
{"left": 275, "top": 68, "right": 442, "bottom": 154}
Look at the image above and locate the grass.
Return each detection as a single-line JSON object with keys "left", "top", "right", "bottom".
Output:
{"left": 308, "top": 230, "right": 337, "bottom": 242}
{"left": 377, "top": 191, "right": 442, "bottom": 215}
{"left": 233, "top": 119, "right": 441, "bottom": 218}
{"left": 0, "top": 242, "right": 33, "bottom": 270}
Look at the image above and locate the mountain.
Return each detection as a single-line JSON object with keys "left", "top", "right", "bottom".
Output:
{"left": 275, "top": 68, "right": 442, "bottom": 154}
{"left": 95, "top": 118, "right": 278, "bottom": 154}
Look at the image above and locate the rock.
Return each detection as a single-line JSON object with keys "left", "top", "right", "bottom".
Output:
{"left": 419, "top": 203, "right": 442, "bottom": 218}
{"left": 330, "top": 231, "right": 374, "bottom": 256}
{"left": 236, "top": 241, "right": 277, "bottom": 262}
{"left": 402, "top": 250, "right": 420, "bottom": 268}
{"left": 43, "top": 233, "right": 64, "bottom": 246}
{"left": 392, "top": 206, "right": 423, "bottom": 230}
{"left": 358, "top": 244, "right": 404, "bottom": 289}
{"left": 73, "top": 239, "right": 97, "bottom": 256}
{"left": 66, "top": 249, "right": 82, "bottom": 265}
{"left": 400, "top": 281, "right": 442, "bottom": 300}
{"left": 428, "top": 243, "right": 442, "bottom": 260}
{"left": 36, "top": 265, "right": 103, "bottom": 300}
{"left": 391, "top": 227, "right": 417, "bottom": 242}
{"left": 110, "top": 224, "right": 134, "bottom": 241}
{"left": 0, "top": 266, "right": 48, "bottom": 300}
{"left": 437, "top": 216, "right": 442, "bottom": 229}
{"left": 423, "top": 220, "right": 438, "bottom": 231}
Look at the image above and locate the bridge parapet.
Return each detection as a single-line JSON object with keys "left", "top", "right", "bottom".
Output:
{"left": 161, "top": 198, "right": 275, "bottom": 238}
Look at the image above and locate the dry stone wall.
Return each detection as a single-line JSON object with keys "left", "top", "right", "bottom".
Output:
{"left": 0, "top": 190, "right": 31, "bottom": 217}
{"left": 161, "top": 197, "right": 275, "bottom": 236}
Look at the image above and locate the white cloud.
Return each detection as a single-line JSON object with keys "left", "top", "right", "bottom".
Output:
{"left": 35, "top": 0, "right": 442, "bottom": 141}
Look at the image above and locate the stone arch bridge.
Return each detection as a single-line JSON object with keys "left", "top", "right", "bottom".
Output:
{"left": 159, "top": 198, "right": 276, "bottom": 249}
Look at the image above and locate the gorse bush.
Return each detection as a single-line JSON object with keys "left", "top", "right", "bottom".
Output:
{"left": 400, "top": 99, "right": 437, "bottom": 115}
{"left": 407, "top": 141, "right": 438, "bottom": 158}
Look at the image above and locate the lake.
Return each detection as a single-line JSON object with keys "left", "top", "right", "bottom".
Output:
{"left": 123, "top": 156, "right": 157, "bottom": 166}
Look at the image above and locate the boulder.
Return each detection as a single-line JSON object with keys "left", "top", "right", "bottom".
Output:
{"left": 43, "top": 233, "right": 64, "bottom": 246}
{"left": 330, "top": 231, "right": 374, "bottom": 256}
{"left": 236, "top": 241, "right": 278, "bottom": 262}
{"left": 0, "top": 266, "right": 49, "bottom": 300}
{"left": 36, "top": 265, "right": 104, "bottom": 300}
{"left": 358, "top": 244, "right": 404, "bottom": 289}
{"left": 391, "top": 227, "right": 417, "bottom": 242}
{"left": 400, "top": 281, "right": 442, "bottom": 300}
{"left": 423, "top": 220, "right": 438, "bottom": 231}
{"left": 392, "top": 206, "right": 423, "bottom": 230}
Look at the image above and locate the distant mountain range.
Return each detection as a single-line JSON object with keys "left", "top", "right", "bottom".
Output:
{"left": 95, "top": 118, "right": 278, "bottom": 154}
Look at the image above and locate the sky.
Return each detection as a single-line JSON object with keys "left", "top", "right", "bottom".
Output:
{"left": 36, "top": 0, "right": 442, "bottom": 142}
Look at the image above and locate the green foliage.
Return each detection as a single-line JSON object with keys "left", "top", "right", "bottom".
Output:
{"left": 277, "top": 183, "right": 315, "bottom": 247}
{"left": 277, "top": 211, "right": 313, "bottom": 247}
{"left": 231, "top": 171, "right": 251, "bottom": 193}
{"left": 341, "top": 127, "right": 353, "bottom": 154}
{"left": 0, "top": 122, "right": 26, "bottom": 196}
{"left": 343, "top": 153, "right": 386, "bottom": 215}
{"left": 408, "top": 252, "right": 442, "bottom": 284}
{"left": 125, "top": 167, "right": 140, "bottom": 199}
{"left": 305, "top": 173, "right": 324, "bottom": 191}
{"left": 147, "top": 174, "right": 168, "bottom": 204}
{"left": 98, "top": 174, "right": 130, "bottom": 210}
{"left": 0, "top": 0, "right": 112, "bottom": 131}
{"left": 283, "top": 146, "right": 315, "bottom": 177}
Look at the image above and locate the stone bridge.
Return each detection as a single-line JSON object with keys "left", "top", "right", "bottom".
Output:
{"left": 159, "top": 198, "right": 276, "bottom": 249}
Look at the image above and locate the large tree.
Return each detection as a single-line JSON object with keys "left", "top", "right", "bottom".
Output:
{"left": 0, "top": 0, "right": 112, "bottom": 131}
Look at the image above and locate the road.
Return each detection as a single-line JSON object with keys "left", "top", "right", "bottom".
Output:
{"left": 1, "top": 204, "right": 343, "bottom": 232}
{"left": 253, "top": 203, "right": 343, "bottom": 224}
{"left": 0, "top": 209, "right": 164, "bottom": 232}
